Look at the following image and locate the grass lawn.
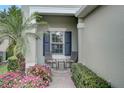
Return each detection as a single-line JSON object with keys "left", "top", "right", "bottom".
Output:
{"left": 0, "top": 64, "right": 8, "bottom": 75}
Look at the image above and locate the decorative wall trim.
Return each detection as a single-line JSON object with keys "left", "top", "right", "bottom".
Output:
{"left": 48, "top": 28, "right": 67, "bottom": 32}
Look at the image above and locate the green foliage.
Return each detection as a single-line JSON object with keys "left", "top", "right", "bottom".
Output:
{"left": 71, "top": 63, "right": 111, "bottom": 88}
{"left": 6, "top": 42, "right": 16, "bottom": 60}
{"left": 33, "top": 12, "right": 47, "bottom": 25}
{"left": 0, "top": 64, "right": 8, "bottom": 74}
{"left": 0, "top": 56, "right": 3, "bottom": 62}
{"left": 7, "top": 56, "right": 19, "bottom": 71}
{"left": 0, "top": 6, "right": 47, "bottom": 73}
{"left": 0, "top": 5, "right": 46, "bottom": 57}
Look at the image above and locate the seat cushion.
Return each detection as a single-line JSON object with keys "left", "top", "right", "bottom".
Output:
{"left": 47, "top": 59, "right": 56, "bottom": 63}
{"left": 66, "top": 59, "right": 75, "bottom": 63}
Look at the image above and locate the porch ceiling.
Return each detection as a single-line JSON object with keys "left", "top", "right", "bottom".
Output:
{"left": 29, "top": 5, "right": 82, "bottom": 16}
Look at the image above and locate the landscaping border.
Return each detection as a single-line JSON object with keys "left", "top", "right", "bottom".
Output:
{"left": 71, "top": 63, "right": 111, "bottom": 88}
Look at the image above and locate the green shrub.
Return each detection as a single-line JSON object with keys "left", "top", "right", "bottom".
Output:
{"left": 71, "top": 63, "right": 111, "bottom": 88}
{"left": 7, "top": 56, "right": 19, "bottom": 71}
{"left": 6, "top": 43, "right": 16, "bottom": 60}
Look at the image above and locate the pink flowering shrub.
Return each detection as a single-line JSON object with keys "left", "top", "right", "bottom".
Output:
{"left": 27, "top": 64, "right": 52, "bottom": 82}
{"left": 15, "top": 76, "right": 49, "bottom": 88}
{"left": 0, "top": 64, "right": 52, "bottom": 88}
{"left": 0, "top": 72, "right": 22, "bottom": 88}
{"left": 0, "top": 72, "right": 22, "bottom": 80}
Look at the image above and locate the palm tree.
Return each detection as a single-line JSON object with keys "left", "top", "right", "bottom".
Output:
{"left": 0, "top": 5, "right": 46, "bottom": 58}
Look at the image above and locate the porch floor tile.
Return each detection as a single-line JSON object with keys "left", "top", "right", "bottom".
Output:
{"left": 48, "top": 69, "right": 75, "bottom": 88}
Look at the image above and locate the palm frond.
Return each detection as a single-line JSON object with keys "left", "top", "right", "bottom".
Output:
{"left": 26, "top": 32, "right": 40, "bottom": 39}
{"left": 0, "top": 6, "right": 47, "bottom": 57}
{"left": 0, "top": 33, "right": 16, "bottom": 41}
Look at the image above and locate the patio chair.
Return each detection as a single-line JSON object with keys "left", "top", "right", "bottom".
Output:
{"left": 45, "top": 52, "right": 58, "bottom": 69}
{"left": 65, "top": 51, "right": 78, "bottom": 68}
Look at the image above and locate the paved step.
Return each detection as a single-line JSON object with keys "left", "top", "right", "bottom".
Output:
{"left": 48, "top": 69, "right": 75, "bottom": 88}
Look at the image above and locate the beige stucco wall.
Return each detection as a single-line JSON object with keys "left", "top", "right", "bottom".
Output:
{"left": 78, "top": 6, "right": 124, "bottom": 87}
{"left": 0, "top": 38, "right": 9, "bottom": 60}
{"left": 0, "top": 39, "right": 9, "bottom": 52}
{"left": 36, "top": 15, "right": 78, "bottom": 64}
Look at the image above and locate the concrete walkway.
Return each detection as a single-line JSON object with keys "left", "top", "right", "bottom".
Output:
{"left": 48, "top": 69, "right": 75, "bottom": 88}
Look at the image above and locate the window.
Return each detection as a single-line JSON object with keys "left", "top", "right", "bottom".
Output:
{"left": 0, "top": 52, "right": 4, "bottom": 61}
{"left": 50, "top": 32, "right": 64, "bottom": 54}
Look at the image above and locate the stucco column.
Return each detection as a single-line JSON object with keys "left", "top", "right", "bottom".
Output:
{"left": 25, "top": 24, "right": 37, "bottom": 69}
{"left": 77, "top": 18, "right": 85, "bottom": 64}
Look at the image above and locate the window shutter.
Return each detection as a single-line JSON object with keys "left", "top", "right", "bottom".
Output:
{"left": 65, "top": 32, "right": 72, "bottom": 56}
{"left": 43, "top": 32, "right": 50, "bottom": 56}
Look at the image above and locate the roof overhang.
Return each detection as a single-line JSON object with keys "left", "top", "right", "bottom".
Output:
{"left": 29, "top": 5, "right": 81, "bottom": 16}
{"left": 75, "top": 5, "right": 98, "bottom": 18}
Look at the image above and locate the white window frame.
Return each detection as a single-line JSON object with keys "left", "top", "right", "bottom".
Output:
{"left": 50, "top": 31, "right": 65, "bottom": 55}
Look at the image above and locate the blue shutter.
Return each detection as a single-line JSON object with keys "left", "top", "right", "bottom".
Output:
{"left": 43, "top": 32, "right": 50, "bottom": 56}
{"left": 65, "top": 32, "right": 72, "bottom": 56}
{"left": 0, "top": 51, "right": 3, "bottom": 56}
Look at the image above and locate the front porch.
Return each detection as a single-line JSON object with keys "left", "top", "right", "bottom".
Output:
{"left": 35, "top": 15, "right": 78, "bottom": 68}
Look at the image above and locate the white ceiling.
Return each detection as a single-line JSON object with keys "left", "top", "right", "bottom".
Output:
{"left": 29, "top": 5, "right": 82, "bottom": 16}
